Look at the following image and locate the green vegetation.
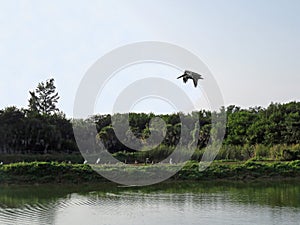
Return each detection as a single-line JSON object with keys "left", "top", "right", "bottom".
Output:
{"left": 0, "top": 161, "right": 106, "bottom": 184}
{"left": 177, "top": 160, "right": 300, "bottom": 180}
{"left": 2, "top": 89, "right": 300, "bottom": 162}
{"left": 0, "top": 160, "right": 299, "bottom": 184}
{"left": 0, "top": 79, "right": 77, "bottom": 155}
{"left": 1, "top": 78, "right": 300, "bottom": 183}
{"left": 0, "top": 153, "right": 83, "bottom": 164}
{"left": 28, "top": 78, "right": 60, "bottom": 115}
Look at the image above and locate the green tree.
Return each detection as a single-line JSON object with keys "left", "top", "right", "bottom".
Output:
{"left": 28, "top": 78, "right": 60, "bottom": 115}
{"left": 225, "top": 109, "right": 256, "bottom": 145}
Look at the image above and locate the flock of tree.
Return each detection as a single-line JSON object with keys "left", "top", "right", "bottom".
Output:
{"left": 0, "top": 78, "right": 300, "bottom": 161}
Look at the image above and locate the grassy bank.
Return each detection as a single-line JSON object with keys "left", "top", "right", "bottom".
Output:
{"left": 0, "top": 162, "right": 106, "bottom": 184}
{"left": 0, "top": 160, "right": 300, "bottom": 184}
{"left": 0, "top": 153, "right": 84, "bottom": 164}
{"left": 176, "top": 160, "right": 300, "bottom": 180}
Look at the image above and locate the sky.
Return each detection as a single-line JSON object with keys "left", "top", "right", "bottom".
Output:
{"left": 0, "top": 0, "right": 299, "bottom": 117}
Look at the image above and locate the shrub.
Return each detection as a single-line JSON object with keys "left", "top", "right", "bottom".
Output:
{"left": 254, "top": 144, "right": 269, "bottom": 159}
{"left": 216, "top": 145, "right": 243, "bottom": 161}
{"left": 269, "top": 145, "right": 284, "bottom": 160}
{"left": 241, "top": 144, "right": 255, "bottom": 160}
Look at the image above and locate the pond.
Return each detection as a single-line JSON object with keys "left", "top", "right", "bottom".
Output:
{"left": 0, "top": 180, "right": 299, "bottom": 225}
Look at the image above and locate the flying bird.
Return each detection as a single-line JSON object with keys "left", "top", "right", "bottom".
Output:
{"left": 177, "top": 70, "right": 204, "bottom": 87}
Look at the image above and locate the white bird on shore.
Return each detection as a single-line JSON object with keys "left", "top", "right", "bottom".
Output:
{"left": 96, "top": 158, "right": 100, "bottom": 164}
{"left": 83, "top": 160, "right": 88, "bottom": 164}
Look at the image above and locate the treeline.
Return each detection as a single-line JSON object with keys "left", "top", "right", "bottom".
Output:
{"left": 90, "top": 101, "right": 300, "bottom": 162}
{"left": 1, "top": 78, "right": 300, "bottom": 162}
{"left": 0, "top": 79, "right": 77, "bottom": 154}
{"left": 0, "top": 107, "right": 76, "bottom": 154}
{"left": 1, "top": 101, "right": 300, "bottom": 161}
{"left": 225, "top": 102, "right": 300, "bottom": 146}
{"left": 93, "top": 102, "right": 300, "bottom": 150}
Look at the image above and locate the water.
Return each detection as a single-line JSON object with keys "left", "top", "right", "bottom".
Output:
{"left": 0, "top": 181, "right": 299, "bottom": 225}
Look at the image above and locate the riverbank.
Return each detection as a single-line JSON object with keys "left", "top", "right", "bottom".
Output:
{"left": 0, "top": 160, "right": 299, "bottom": 184}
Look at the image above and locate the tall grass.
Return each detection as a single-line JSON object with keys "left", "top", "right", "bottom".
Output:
{"left": 113, "top": 144, "right": 300, "bottom": 163}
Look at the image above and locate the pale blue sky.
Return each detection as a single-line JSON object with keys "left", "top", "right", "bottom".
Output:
{"left": 0, "top": 0, "right": 299, "bottom": 117}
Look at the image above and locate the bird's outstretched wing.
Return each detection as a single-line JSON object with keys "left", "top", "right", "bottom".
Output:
{"left": 192, "top": 77, "right": 198, "bottom": 87}
{"left": 177, "top": 74, "right": 185, "bottom": 79}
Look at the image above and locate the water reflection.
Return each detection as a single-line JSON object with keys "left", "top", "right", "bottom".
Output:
{"left": 0, "top": 181, "right": 299, "bottom": 225}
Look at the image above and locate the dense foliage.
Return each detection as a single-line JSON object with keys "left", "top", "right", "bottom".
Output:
{"left": 1, "top": 78, "right": 300, "bottom": 162}
{"left": 0, "top": 79, "right": 76, "bottom": 154}
{"left": 0, "top": 106, "right": 77, "bottom": 154}
{"left": 1, "top": 101, "right": 300, "bottom": 162}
